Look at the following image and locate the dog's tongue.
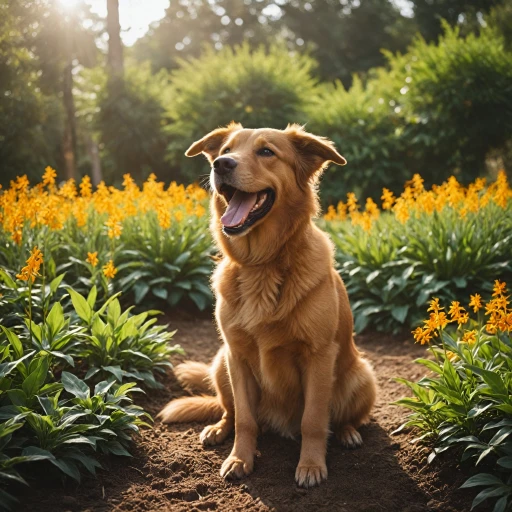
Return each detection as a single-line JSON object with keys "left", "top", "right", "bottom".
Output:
{"left": 221, "top": 190, "right": 258, "bottom": 228}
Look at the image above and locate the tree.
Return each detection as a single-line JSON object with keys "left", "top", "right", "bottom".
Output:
{"left": 34, "top": 0, "right": 100, "bottom": 180}
{"left": 409, "top": 0, "right": 503, "bottom": 42}
{"left": 133, "top": 0, "right": 276, "bottom": 73}
{"left": 107, "top": 0, "right": 124, "bottom": 76}
{"left": 280, "top": 0, "right": 415, "bottom": 84}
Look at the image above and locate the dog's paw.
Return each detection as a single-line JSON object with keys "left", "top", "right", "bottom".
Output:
{"left": 295, "top": 463, "right": 328, "bottom": 488}
{"left": 336, "top": 425, "right": 363, "bottom": 448}
{"left": 220, "top": 455, "right": 253, "bottom": 480}
{"left": 200, "top": 423, "right": 230, "bottom": 446}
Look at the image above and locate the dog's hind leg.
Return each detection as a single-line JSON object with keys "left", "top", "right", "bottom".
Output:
{"left": 200, "top": 346, "right": 235, "bottom": 446}
{"left": 331, "top": 357, "right": 376, "bottom": 449}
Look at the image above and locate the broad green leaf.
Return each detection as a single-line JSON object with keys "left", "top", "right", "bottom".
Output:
{"left": 61, "top": 371, "right": 90, "bottom": 400}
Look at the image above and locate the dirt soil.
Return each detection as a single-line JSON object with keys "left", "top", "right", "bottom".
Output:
{"left": 18, "top": 318, "right": 487, "bottom": 512}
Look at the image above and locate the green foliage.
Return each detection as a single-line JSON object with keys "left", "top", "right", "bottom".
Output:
{"left": 0, "top": 267, "right": 181, "bottom": 507}
{"left": 164, "top": 43, "right": 317, "bottom": 182}
{"left": 310, "top": 23, "right": 512, "bottom": 201}
{"left": 116, "top": 212, "right": 213, "bottom": 311}
{"left": 280, "top": 0, "right": 414, "bottom": 84}
{"left": 324, "top": 198, "right": 512, "bottom": 334}
{"left": 394, "top": 312, "right": 512, "bottom": 511}
{"left": 97, "top": 65, "right": 171, "bottom": 183}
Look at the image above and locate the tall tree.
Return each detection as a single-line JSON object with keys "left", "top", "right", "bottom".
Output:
{"left": 36, "top": 1, "right": 99, "bottom": 180}
{"left": 107, "top": 0, "right": 124, "bottom": 76}
{"left": 280, "top": 0, "right": 415, "bottom": 84}
{"left": 133, "top": 0, "right": 275, "bottom": 73}
{"left": 409, "top": 0, "right": 503, "bottom": 42}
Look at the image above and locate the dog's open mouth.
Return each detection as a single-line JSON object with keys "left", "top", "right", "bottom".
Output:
{"left": 219, "top": 185, "right": 275, "bottom": 235}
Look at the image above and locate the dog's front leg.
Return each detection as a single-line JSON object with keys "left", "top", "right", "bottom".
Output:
{"left": 220, "top": 348, "right": 259, "bottom": 480}
{"left": 296, "top": 345, "right": 337, "bottom": 488}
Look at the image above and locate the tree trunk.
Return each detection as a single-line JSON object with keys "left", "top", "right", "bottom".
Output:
{"left": 107, "top": 0, "right": 124, "bottom": 76}
{"left": 86, "top": 134, "right": 103, "bottom": 185}
{"left": 62, "top": 61, "right": 77, "bottom": 181}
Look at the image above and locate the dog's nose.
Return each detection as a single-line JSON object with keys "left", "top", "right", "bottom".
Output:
{"left": 213, "top": 157, "right": 237, "bottom": 176}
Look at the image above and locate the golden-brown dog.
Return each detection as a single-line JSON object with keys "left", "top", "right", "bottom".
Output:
{"left": 158, "top": 123, "right": 377, "bottom": 488}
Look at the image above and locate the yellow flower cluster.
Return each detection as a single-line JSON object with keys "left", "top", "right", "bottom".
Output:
{"left": 412, "top": 281, "right": 510, "bottom": 345}
{"left": 16, "top": 246, "right": 44, "bottom": 283}
{"left": 324, "top": 171, "right": 512, "bottom": 230}
{"left": 0, "top": 169, "right": 209, "bottom": 245}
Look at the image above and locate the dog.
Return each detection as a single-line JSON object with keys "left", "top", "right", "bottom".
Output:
{"left": 158, "top": 123, "right": 377, "bottom": 488}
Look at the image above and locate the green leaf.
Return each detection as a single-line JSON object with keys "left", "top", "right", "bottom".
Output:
{"left": 391, "top": 305, "right": 409, "bottom": 324}
{"left": 61, "top": 371, "right": 90, "bottom": 400}
{"left": 46, "top": 302, "right": 65, "bottom": 338}
{"left": 1, "top": 327, "right": 23, "bottom": 359}
{"left": 22, "top": 357, "right": 49, "bottom": 398}
{"left": 49, "top": 273, "right": 65, "bottom": 294}
{"left": 497, "top": 456, "right": 512, "bottom": 469}
{"left": 461, "top": 473, "right": 504, "bottom": 488}
{"left": 103, "top": 365, "right": 124, "bottom": 382}
{"left": 87, "top": 285, "right": 98, "bottom": 309}
{"left": 67, "top": 288, "right": 92, "bottom": 324}
{"left": 152, "top": 287, "right": 168, "bottom": 300}
{"left": 133, "top": 282, "right": 150, "bottom": 304}
{"left": 106, "top": 441, "right": 132, "bottom": 457}
{"left": 189, "top": 291, "right": 207, "bottom": 311}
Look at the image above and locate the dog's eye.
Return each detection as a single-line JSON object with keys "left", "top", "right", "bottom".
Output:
{"left": 257, "top": 147, "right": 275, "bottom": 157}
{"left": 222, "top": 148, "right": 230, "bottom": 154}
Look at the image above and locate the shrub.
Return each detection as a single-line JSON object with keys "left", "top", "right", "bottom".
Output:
{"left": 0, "top": 247, "right": 184, "bottom": 508}
{"left": 394, "top": 283, "right": 512, "bottom": 512}
{"left": 310, "top": 23, "right": 512, "bottom": 201}
{"left": 323, "top": 172, "right": 512, "bottom": 333}
{"left": 0, "top": 170, "right": 213, "bottom": 312}
{"left": 164, "top": 43, "right": 318, "bottom": 182}
{"left": 97, "top": 63, "right": 171, "bottom": 183}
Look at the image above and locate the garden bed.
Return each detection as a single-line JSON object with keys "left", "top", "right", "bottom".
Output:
{"left": 17, "top": 318, "right": 485, "bottom": 512}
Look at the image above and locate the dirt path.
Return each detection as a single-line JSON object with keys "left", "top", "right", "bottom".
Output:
{"left": 20, "top": 319, "right": 483, "bottom": 512}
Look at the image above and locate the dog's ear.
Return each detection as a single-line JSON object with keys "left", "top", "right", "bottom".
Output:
{"left": 185, "top": 122, "right": 243, "bottom": 162}
{"left": 285, "top": 124, "right": 346, "bottom": 185}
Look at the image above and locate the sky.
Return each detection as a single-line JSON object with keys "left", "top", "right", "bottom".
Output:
{"left": 82, "top": 0, "right": 414, "bottom": 47}
{"left": 85, "top": 0, "right": 169, "bottom": 46}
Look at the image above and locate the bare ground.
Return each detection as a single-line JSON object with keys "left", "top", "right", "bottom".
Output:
{"left": 18, "top": 317, "right": 486, "bottom": 512}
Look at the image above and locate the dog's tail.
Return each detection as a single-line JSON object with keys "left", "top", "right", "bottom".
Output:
{"left": 174, "top": 361, "right": 213, "bottom": 394}
{"left": 158, "top": 395, "right": 223, "bottom": 423}
{"left": 158, "top": 360, "right": 222, "bottom": 424}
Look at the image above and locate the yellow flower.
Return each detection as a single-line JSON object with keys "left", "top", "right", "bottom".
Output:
{"left": 493, "top": 280, "right": 507, "bottom": 297}
{"left": 469, "top": 294, "right": 482, "bottom": 313}
{"left": 412, "top": 326, "right": 433, "bottom": 345}
{"left": 105, "top": 215, "right": 123, "bottom": 239}
{"left": 42, "top": 166, "right": 57, "bottom": 188}
{"left": 16, "top": 246, "right": 43, "bottom": 283}
{"left": 103, "top": 260, "right": 117, "bottom": 279}
{"left": 428, "top": 298, "right": 443, "bottom": 314}
{"left": 448, "top": 301, "right": 468, "bottom": 324}
{"left": 461, "top": 330, "right": 477, "bottom": 345}
{"left": 346, "top": 192, "right": 358, "bottom": 213}
{"left": 445, "top": 350, "right": 459, "bottom": 362}
{"left": 324, "top": 205, "right": 337, "bottom": 221}
{"left": 86, "top": 252, "right": 99, "bottom": 267}
{"left": 381, "top": 188, "right": 395, "bottom": 210}
{"left": 80, "top": 175, "right": 92, "bottom": 197}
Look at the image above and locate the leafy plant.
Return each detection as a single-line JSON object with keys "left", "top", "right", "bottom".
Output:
{"left": 324, "top": 173, "right": 512, "bottom": 333}
{"left": 394, "top": 283, "right": 512, "bottom": 511}
{"left": 0, "top": 247, "right": 182, "bottom": 508}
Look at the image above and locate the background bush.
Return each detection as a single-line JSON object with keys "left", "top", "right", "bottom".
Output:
{"left": 311, "top": 24, "right": 512, "bottom": 201}
{"left": 324, "top": 172, "right": 512, "bottom": 333}
{"left": 164, "top": 43, "right": 318, "bottom": 183}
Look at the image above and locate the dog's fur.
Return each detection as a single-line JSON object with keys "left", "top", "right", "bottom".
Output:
{"left": 158, "top": 123, "right": 377, "bottom": 488}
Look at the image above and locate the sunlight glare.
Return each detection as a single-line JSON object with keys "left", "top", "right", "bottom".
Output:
{"left": 58, "top": 0, "right": 79, "bottom": 9}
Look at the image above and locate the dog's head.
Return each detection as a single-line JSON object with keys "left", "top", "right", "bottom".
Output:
{"left": 186, "top": 123, "right": 346, "bottom": 263}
